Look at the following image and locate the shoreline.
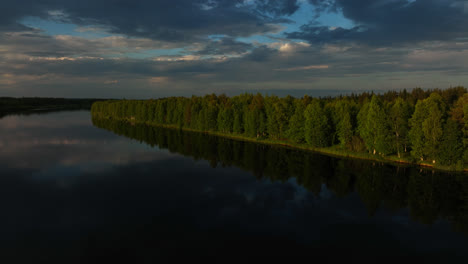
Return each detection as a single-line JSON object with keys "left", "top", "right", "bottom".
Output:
{"left": 95, "top": 115, "right": 468, "bottom": 173}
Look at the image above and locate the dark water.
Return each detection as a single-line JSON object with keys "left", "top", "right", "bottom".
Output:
{"left": 1, "top": 111, "right": 467, "bottom": 262}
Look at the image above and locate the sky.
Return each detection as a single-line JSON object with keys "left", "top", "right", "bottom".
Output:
{"left": 1, "top": 0, "right": 468, "bottom": 98}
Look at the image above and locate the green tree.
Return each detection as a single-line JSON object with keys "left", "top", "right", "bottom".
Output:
{"left": 244, "top": 94, "right": 266, "bottom": 138}
{"left": 304, "top": 100, "right": 330, "bottom": 147}
{"left": 358, "top": 95, "right": 392, "bottom": 155}
{"left": 232, "top": 94, "right": 251, "bottom": 134}
{"left": 449, "top": 93, "right": 468, "bottom": 124}
{"left": 408, "top": 100, "right": 426, "bottom": 161}
{"left": 265, "top": 96, "right": 289, "bottom": 139}
{"left": 390, "top": 98, "right": 412, "bottom": 158}
{"left": 286, "top": 99, "right": 307, "bottom": 143}
{"left": 409, "top": 93, "right": 446, "bottom": 163}
{"left": 217, "top": 103, "right": 234, "bottom": 133}
{"left": 438, "top": 119, "right": 463, "bottom": 166}
{"left": 422, "top": 93, "right": 445, "bottom": 163}
{"left": 463, "top": 103, "right": 468, "bottom": 164}
{"left": 334, "top": 99, "right": 355, "bottom": 149}
{"left": 203, "top": 94, "right": 219, "bottom": 131}
{"left": 451, "top": 94, "right": 468, "bottom": 164}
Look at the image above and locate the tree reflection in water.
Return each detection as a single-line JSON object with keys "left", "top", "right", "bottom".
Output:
{"left": 92, "top": 117, "right": 468, "bottom": 235}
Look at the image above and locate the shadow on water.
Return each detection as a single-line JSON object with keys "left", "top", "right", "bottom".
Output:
{"left": 1, "top": 112, "right": 467, "bottom": 262}
{"left": 92, "top": 117, "right": 468, "bottom": 236}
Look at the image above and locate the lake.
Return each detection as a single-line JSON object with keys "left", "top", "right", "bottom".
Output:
{"left": 1, "top": 111, "right": 467, "bottom": 262}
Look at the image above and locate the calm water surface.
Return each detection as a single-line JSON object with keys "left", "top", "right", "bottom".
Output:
{"left": 0, "top": 111, "right": 467, "bottom": 262}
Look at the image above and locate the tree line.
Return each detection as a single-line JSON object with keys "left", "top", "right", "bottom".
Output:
{"left": 91, "top": 87, "right": 468, "bottom": 170}
{"left": 92, "top": 117, "right": 468, "bottom": 233}
{"left": 0, "top": 97, "right": 103, "bottom": 118}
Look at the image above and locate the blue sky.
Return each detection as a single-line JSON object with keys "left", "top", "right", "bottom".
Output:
{"left": 1, "top": 0, "right": 468, "bottom": 98}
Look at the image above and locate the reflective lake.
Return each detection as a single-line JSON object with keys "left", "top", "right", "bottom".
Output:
{"left": 1, "top": 111, "right": 467, "bottom": 262}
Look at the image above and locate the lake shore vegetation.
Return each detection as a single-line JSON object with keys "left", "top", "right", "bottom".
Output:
{"left": 91, "top": 87, "right": 468, "bottom": 172}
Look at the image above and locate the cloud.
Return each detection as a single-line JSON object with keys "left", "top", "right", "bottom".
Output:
{"left": 287, "top": 0, "right": 468, "bottom": 45}
{"left": 196, "top": 37, "right": 253, "bottom": 56}
{"left": 0, "top": 0, "right": 299, "bottom": 41}
{"left": 275, "top": 64, "right": 329, "bottom": 71}
{"left": 153, "top": 55, "right": 202, "bottom": 62}
{"left": 104, "top": 80, "right": 119, "bottom": 84}
{"left": 2, "top": 40, "right": 468, "bottom": 98}
{"left": 268, "top": 41, "right": 310, "bottom": 53}
{"left": 1, "top": 0, "right": 468, "bottom": 97}
{"left": 149, "top": 76, "right": 170, "bottom": 84}
{"left": 0, "top": 30, "right": 186, "bottom": 60}
{"left": 255, "top": 0, "right": 300, "bottom": 16}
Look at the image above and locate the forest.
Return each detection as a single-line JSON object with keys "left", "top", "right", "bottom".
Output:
{"left": 0, "top": 97, "right": 102, "bottom": 117}
{"left": 91, "top": 87, "right": 468, "bottom": 171}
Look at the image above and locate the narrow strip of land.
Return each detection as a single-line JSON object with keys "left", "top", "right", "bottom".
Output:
{"left": 90, "top": 87, "right": 468, "bottom": 172}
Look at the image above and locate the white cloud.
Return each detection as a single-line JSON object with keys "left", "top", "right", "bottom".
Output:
{"left": 269, "top": 41, "right": 311, "bottom": 53}
{"left": 149, "top": 76, "right": 170, "bottom": 84}
{"left": 153, "top": 55, "right": 201, "bottom": 62}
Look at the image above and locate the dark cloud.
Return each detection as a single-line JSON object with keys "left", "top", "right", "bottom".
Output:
{"left": 256, "top": 0, "right": 300, "bottom": 16}
{"left": 244, "top": 45, "right": 278, "bottom": 61}
{"left": 196, "top": 37, "right": 253, "bottom": 55}
{"left": 0, "top": 29, "right": 188, "bottom": 60}
{"left": 0, "top": 0, "right": 299, "bottom": 41}
{"left": 0, "top": 31, "right": 83, "bottom": 58}
{"left": 288, "top": 0, "right": 468, "bottom": 45}
{"left": 287, "top": 25, "right": 364, "bottom": 44}
{"left": 1, "top": 0, "right": 468, "bottom": 97}
{"left": 2, "top": 40, "right": 468, "bottom": 94}
{"left": 307, "top": 0, "right": 339, "bottom": 17}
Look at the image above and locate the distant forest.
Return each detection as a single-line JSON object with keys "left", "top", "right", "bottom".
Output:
{"left": 0, "top": 97, "right": 101, "bottom": 116}
{"left": 91, "top": 87, "right": 468, "bottom": 171}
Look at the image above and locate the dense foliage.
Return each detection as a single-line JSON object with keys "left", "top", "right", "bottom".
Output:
{"left": 91, "top": 87, "right": 468, "bottom": 170}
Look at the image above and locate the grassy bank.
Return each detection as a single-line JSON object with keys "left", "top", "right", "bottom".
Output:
{"left": 97, "top": 115, "right": 467, "bottom": 173}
